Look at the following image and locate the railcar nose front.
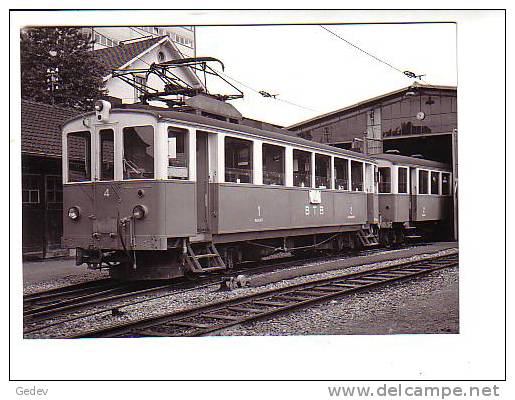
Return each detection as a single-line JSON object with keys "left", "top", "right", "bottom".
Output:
{"left": 63, "top": 181, "right": 168, "bottom": 252}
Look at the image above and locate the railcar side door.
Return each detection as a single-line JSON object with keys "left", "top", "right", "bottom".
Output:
{"left": 196, "top": 132, "right": 210, "bottom": 233}
{"left": 409, "top": 167, "right": 417, "bottom": 221}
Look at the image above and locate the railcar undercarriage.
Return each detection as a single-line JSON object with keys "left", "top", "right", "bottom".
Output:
{"left": 73, "top": 225, "right": 445, "bottom": 281}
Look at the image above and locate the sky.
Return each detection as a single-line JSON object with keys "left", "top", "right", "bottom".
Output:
{"left": 195, "top": 23, "right": 457, "bottom": 127}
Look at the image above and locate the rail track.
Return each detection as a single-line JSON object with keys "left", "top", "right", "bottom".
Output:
{"left": 70, "top": 252, "right": 458, "bottom": 338}
{"left": 24, "top": 243, "right": 419, "bottom": 329}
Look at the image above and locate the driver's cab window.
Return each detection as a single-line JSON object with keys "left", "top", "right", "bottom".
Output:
{"left": 167, "top": 127, "right": 188, "bottom": 180}
{"left": 123, "top": 126, "right": 154, "bottom": 179}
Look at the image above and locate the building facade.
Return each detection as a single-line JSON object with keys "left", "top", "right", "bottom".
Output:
{"left": 288, "top": 84, "right": 457, "bottom": 164}
{"left": 288, "top": 83, "right": 458, "bottom": 240}
{"left": 83, "top": 26, "right": 196, "bottom": 58}
{"left": 92, "top": 35, "right": 202, "bottom": 106}
{"left": 21, "top": 100, "right": 81, "bottom": 257}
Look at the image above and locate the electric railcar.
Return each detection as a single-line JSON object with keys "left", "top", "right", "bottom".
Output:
{"left": 61, "top": 99, "right": 452, "bottom": 280}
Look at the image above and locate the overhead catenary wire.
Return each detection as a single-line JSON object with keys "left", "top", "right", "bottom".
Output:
{"left": 319, "top": 24, "right": 435, "bottom": 87}
{"left": 97, "top": 29, "right": 320, "bottom": 113}
{"left": 212, "top": 66, "right": 321, "bottom": 113}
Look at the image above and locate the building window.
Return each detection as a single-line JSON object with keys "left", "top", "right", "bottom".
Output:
{"left": 262, "top": 143, "right": 285, "bottom": 185}
{"left": 45, "top": 175, "right": 62, "bottom": 203}
{"left": 225, "top": 136, "right": 252, "bottom": 183}
{"left": 22, "top": 174, "right": 40, "bottom": 204}
{"left": 315, "top": 154, "right": 331, "bottom": 188}
{"left": 67, "top": 131, "right": 91, "bottom": 182}
{"left": 442, "top": 172, "right": 451, "bottom": 195}
{"left": 431, "top": 171, "right": 440, "bottom": 194}
{"left": 134, "top": 76, "right": 147, "bottom": 101}
{"left": 418, "top": 170, "right": 429, "bottom": 194}
{"left": 123, "top": 126, "right": 155, "bottom": 179}
{"left": 351, "top": 160, "right": 363, "bottom": 191}
{"left": 334, "top": 158, "right": 348, "bottom": 190}
{"left": 168, "top": 127, "right": 188, "bottom": 180}
{"left": 158, "top": 51, "right": 165, "bottom": 62}
{"left": 398, "top": 167, "right": 408, "bottom": 194}
{"left": 99, "top": 129, "right": 114, "bottom": 181}
{"left": 293, "top": 149, "right": 311, "bottom": 187}
{"left": 378, "top": 167, "right": 391, "bottom": 193}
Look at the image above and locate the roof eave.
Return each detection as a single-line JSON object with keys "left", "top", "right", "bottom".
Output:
{"left": 288, "top": 84, "right": 457, "bottom": 130}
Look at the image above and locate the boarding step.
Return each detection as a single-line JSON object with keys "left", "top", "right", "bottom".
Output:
{"left": 357, "top": 228, "right": 379, "bottom": 247}
{"left": 185, "top": 242, "right": 227, "bottom": 273}
{"left": 402, "top": 224, "right": 423, "bottom": 240}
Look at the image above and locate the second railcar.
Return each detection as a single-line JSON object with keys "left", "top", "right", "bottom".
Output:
{"left": 373, "top": 153, "right": 452, "bottom": 245}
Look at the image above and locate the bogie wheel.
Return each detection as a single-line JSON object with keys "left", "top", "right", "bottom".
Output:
{"left": 379, "top": 230, "right": 391, "bottom": 248}
{"left": 394, "top": 229, "right": 405, "bottom": 246}
{"left": 183, "top": 268, "right": 198, "bottom": 281}
{"left": 222, "top": 249, "right": 235, "bottom": 270}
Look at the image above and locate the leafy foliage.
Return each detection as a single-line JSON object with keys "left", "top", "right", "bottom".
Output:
{"left": 20, "top": 27, "right": 108, "bottom": 110}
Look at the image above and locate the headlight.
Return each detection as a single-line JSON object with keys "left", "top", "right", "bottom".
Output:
{"left": 94, "top": 100, "right": 103, "bottom": 111}
{"left": 68, "top": 206, "right": 80, "bottom": 221}
{"left": 132, "top": 205, "right": 147, "bottom": 220}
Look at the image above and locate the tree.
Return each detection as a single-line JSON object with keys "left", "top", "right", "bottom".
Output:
{"left": 20, "top": 27, "right": 107, "bottom": 110}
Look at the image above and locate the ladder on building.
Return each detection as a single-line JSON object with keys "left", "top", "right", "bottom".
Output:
{"left": 357, "top": 226, "right": 380, "bottom": 247}
{"left": 184, "top": 242, "right": 227, "bottom": 274}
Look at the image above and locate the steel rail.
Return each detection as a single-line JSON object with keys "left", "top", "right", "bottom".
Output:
{"left": 23, "top": 279, "right": 114, "bottom": 303}
{"left": 71, "top": 253, "right": 458, "bottom": 338}
{"left": 24, "top": 245, "right": 408, "bottom": 326}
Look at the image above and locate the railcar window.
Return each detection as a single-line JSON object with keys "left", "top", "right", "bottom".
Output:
{"left": 225, "top": 136, "right": 252, "bottom": 183}
{"left": 398, "top": 167, "right": 408, "bottom": 193}
{"left": 168, "top": 127, "right": 188, "bottom": 180}
{"left": 378, "top": 167, "right": 391, "bottom": 193}
{"left": 442, "top": 173, "right": 451, "bottom": 195}
{"left": 315, "top": 154, "right": 331, "bottom": 188}
{"left": 67, "top": 131, "right": 91, "bottom": 182}
{"left": 99, "top": 129, "right": 114, "bottom": 181}
{"left": 431, "top": 171, "right": 440, "bottom": 194}
{"left": 293, "top": 149, "right": 311, "bottom": 187}
{"left": 123, "top": 126, "right": 155, "bottom": 180}
{"left": 418, "top": 170, "right": 429, "bottom": 194}
{"left": 350, "top": 161, "right": 363, "bottom": 191}
{"left": 262, "top": 143, "right": 285, "bottom": 185}
{"left": 334, "top": 158, "right": 349, "bottom": 190}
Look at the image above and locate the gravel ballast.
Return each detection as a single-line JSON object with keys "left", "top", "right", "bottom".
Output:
{"left": 24, "top": 246, "right": 458, "bottom": 339}
{"left": 214, "top": 266, "right": 459, "bottom": 336}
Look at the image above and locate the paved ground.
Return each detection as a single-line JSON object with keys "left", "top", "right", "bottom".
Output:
{"left": 23, "top": 257, "right": 107, "bottom": 286}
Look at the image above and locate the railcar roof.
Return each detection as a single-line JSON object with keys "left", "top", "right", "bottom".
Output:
{"left": 64, "top": 107, "right": 373, "bottom": 162}
{"left": 372, "top": 153, "right": 450, "bottom": 170}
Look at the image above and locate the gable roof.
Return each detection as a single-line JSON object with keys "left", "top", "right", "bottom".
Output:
{"left": 21, "top": 100, "right": 81, "bottom": 158}
{"left": 288, "top": 83, "right": 457, "bottom": 130}
{"left": 93, "top": 36, "right": 165, "bottom": 72}
{"left": 92, "top": 35, "right": 202, "bottom": 88}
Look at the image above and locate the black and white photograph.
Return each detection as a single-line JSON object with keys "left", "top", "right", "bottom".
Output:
{"left": 8, "top": 7, "right": 508, "bottom": 398}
